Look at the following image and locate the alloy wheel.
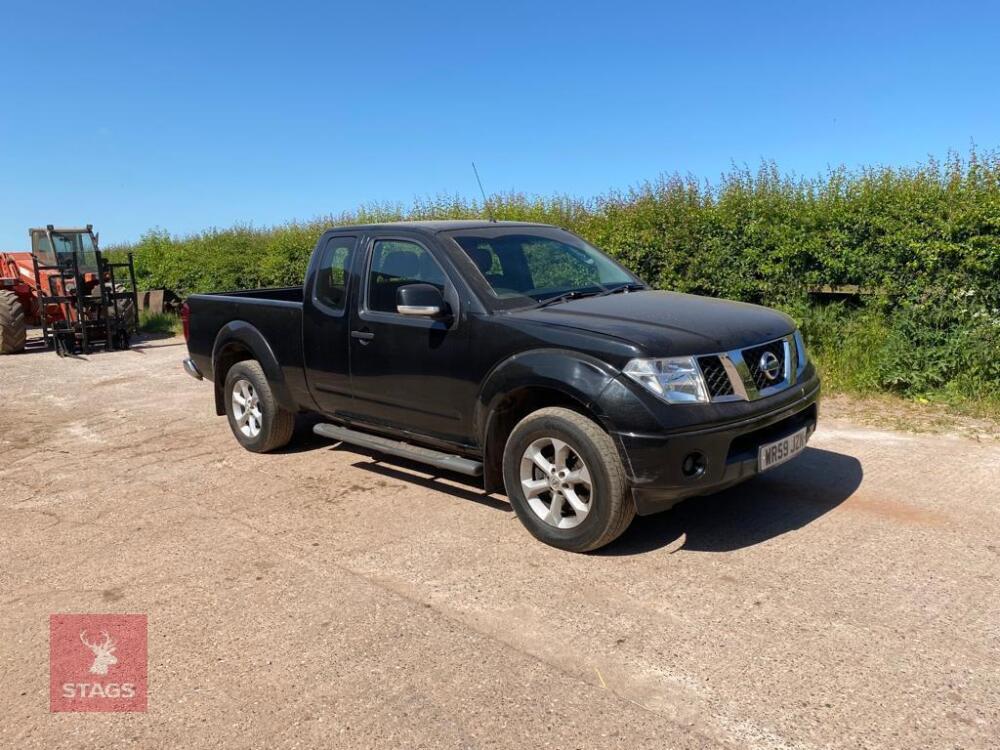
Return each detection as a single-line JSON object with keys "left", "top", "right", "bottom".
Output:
{"left": 519, "top": 437, "right": 593, "bottom": 528}
{"left": 232, "top": 378, "right": 263, "bottom": 438}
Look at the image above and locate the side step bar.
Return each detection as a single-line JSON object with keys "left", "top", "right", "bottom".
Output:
{"left": 313, "top": 423, "right": 483, "bottom": 477}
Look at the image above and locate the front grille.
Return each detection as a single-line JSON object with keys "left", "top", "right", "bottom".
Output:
{"left": 698, "top": 355, "right": 734, "bottom": 398}
{"left": 742, "top": 340, "right": 786, "bottom": 391}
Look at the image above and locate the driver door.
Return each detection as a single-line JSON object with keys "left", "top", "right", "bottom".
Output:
{"left": 345, "top": 236, "right": 472, "bottom": 446}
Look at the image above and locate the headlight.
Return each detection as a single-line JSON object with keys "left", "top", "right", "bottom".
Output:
{"left": 623, "top": 356, "right": 709, "bottom": 404}
{"left": 793, "top": 329, "right": 808, "bottom": 376}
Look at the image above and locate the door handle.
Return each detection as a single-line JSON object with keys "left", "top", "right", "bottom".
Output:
{"left": 351, "top": 330, "right": 375, "bottom": 343}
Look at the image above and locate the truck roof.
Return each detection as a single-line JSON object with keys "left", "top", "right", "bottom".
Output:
{"left": 326, "top": 220, "right": 555, "bottom": 234}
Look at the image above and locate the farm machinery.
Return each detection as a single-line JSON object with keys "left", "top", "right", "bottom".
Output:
{"left": 0, "top": 225, "right": 139, "bottom": 356}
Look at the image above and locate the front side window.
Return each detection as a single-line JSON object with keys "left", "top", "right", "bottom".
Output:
{"left": 450, "top": 231, "right": 636, "bottom": 304}
{"left": 367, "top": 240, "right": 446, "bottom": 313}
{"left": 314, "top": 236, "right": 356, "bottom": 311}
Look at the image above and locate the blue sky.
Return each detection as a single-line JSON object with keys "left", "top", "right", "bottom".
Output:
{"left": 1, "top": 0, "right": 998, "bottom": 248}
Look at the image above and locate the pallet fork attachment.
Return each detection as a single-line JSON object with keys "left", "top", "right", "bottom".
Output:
{"left": 32, "top": 249, "right": 140, "bottom": 357}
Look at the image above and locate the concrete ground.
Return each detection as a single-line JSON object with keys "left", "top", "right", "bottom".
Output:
{"left": 1, "top": 334, "right": 997, "bottom": 749}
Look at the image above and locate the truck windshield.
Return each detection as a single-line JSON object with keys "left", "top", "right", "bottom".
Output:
{"left": 450, "top": 231, "right": 638, "bottom": 305}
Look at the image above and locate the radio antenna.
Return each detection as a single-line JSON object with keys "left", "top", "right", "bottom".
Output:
{"left": 472, "top": 162, "right": 496, "bottom": 223}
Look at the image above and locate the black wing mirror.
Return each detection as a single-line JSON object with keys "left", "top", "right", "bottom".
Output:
{"left": 396, "top": 283, "right": 447, "bottom": 317}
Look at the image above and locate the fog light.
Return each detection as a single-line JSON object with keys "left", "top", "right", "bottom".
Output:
{"left": 681, "top": 452, "right": 707, "bottom": 479}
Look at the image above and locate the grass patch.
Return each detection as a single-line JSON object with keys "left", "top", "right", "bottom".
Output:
{"left": 139, "top": 311, "right": 182, "bottom": 335}
{"left": 785, "top": 301, "right": 1000, "bottom": 420}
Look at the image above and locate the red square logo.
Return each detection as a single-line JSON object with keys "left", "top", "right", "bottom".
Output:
{"left": 49, "top": 614, "right": 147, "bottom": 712}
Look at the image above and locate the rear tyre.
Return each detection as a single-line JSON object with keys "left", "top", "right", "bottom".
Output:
{"left": 0, "top": 290, "right": 27, "bottom": 354}
{"left": 224, "top": 360, "right": 295, "bottom": 453}
{"left": 115, "top": 297, "right": 137, "bottom": 331}
{"left": 502, "top": 406, "right": 635, "bottom": 552}
{"left": 91, "top": 285, "right": 137, "bottom": 331}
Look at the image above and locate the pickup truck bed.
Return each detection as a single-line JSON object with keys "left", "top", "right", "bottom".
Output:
{"left": 186, "top": 286, "right": 316, "bottom": 416}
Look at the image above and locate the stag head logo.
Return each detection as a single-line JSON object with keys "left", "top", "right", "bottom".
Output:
{"left": 79, "top": 630, "right": 118, "bottom": 675}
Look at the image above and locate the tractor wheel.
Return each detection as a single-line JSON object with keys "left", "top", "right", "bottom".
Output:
{"left": 0, "top": 290, "right": 27, "bottom": 354}
{"left": 91, "top": 285, "right": 137, "bottom": 331}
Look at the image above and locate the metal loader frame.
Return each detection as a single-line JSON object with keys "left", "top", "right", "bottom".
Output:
{"left": 32, "top": 249, "right": 140, "bottom": 357}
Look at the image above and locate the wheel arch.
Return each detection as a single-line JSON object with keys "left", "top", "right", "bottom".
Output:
{"left": 211, "top": 321, "right": 295, "bottom": 416}
{"left": 477, "top": 350, "right": 623, "bottom": 493}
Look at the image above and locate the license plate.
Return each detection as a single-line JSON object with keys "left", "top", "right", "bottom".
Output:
{"left": 758, "top": 426, "right": 809, "bottom": 472}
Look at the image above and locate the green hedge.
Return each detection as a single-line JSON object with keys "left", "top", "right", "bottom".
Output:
{"left": 110, "top": 151, "right": 1000, "bottom": 411}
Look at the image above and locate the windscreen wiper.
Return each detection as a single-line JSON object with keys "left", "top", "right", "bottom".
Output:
{"left": 595, "top": 282, "right": 645, "bottom": 297}
{"left": 534, "top": 289, "right": 602, "bottom": 309}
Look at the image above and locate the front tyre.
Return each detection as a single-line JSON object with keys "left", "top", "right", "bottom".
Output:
{"left": 502, "top": 407, "right": 635, "bottom": 552}
{"left": 224, "top": 360, "right": 295, "bottom": 453}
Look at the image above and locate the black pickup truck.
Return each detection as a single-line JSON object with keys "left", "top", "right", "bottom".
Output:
{"left": 182, "top": 221, "right": 819, "bottom": 551}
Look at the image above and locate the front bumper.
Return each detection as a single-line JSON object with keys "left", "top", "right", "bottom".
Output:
{"left": 616, "top": 382, "right": 820, "bottom": 516}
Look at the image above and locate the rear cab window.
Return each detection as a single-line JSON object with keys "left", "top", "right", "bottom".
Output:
{"left": 314, "top": 236, "right": 357, "bottom": 313}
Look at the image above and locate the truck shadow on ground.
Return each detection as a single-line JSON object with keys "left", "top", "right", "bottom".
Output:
{"left": 348, "top": 458, "right": 513, "bottom": 513}
{"left": 600, "top": 446, "right": 863, "bottom": 556}
{"left": 285, "top": 433, "right": 862, "bottom": 556}
{"left": 277, "top": 426, "right": 512, "bottom": 512}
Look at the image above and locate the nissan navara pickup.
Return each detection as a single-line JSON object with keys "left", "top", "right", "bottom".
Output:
{"left": 182, "top": 221, "right": 819, "bottom": 551}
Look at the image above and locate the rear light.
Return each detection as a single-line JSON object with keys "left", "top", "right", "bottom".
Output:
{"left": 180, "top": 301, "right": 191, "bottom": 342}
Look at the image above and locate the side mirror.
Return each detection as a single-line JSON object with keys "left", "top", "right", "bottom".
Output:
{"left": 396, "top": 283, "right": 446, "bottom": 316}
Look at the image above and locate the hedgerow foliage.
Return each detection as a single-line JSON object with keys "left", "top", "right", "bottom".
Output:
{"left": 111, "top": 151, "right": 1000, "bottom": 408}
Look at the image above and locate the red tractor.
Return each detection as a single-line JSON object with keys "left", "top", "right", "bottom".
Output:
{"left": 0, "top": 225, "right": 139, "bottom": 356}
